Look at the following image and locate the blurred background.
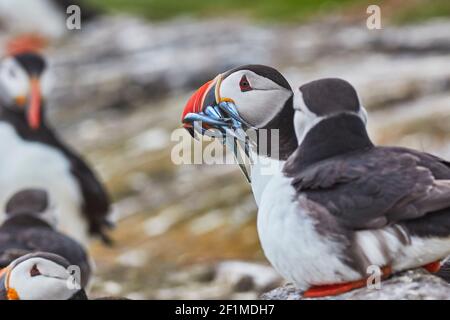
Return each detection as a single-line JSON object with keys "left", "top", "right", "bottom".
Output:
{"left": 0, "top": 0, "right": 449, "bottom": 299}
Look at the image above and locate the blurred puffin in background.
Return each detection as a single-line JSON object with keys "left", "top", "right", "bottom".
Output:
{"left": 0, "top": 43, "right": 112, "bottom": 246}
{"left": 0, "top": 0, "right": 98, "bottom": 52}
{"left": 0, "top": 189, "right": 92, "bottom": 287}
{"left": 0, "top": 251, "right": 129, "bottom": 300}
{"left": 0, "top": 252, "right": 88, "bottom": 300}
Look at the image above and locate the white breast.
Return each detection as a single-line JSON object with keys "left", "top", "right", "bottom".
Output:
{"left": 249, "top": 151, "right": 284, "bottom": 207}
{"left": 256, "top": 171, "right": 361, "bottom": 290}
{"left": 255, "top": 168, "right": 450, "bottom": 290}
{"left": 0, "top": 123, "right": 88, "bottom": 245}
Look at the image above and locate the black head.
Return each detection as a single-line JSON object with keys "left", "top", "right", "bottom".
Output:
{"left": 5, "top": 188, "right": 49, "bottom": 217}
{"left": 298, "top": 78, "right": 360, "bottom": 117}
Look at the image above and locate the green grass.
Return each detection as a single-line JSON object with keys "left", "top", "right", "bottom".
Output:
{"left": 393, "top": 0, "right": 450, "bottom": 24}
{"left": 85, "top": 0, "right": 367, "bottom": 22}
{"left": 85, "top": 0, "right": 450, "bottom": 23}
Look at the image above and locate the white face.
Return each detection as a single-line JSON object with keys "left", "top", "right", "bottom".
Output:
{"left": 0, "top": 57, "right": 30, "bottom": 106}
{"left": 219, "top": 70, "right": 292, "bottom": 128}
{"left": 9, "top": 257, "right": 75, "bottom": 300}
{"left": 293, "top": 90, "right": 369, "bottom": 145}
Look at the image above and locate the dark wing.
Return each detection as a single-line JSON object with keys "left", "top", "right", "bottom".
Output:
{"left": 41, "top": 127, "right": 113, "bottom": 244}
{"left": 68, "top": 154, "right": 113, "bottom": 244}
{"left": 284, "top": 146, "right": 450, "bottom": 231}
{"left": 0, "top": 225, "right": 91, "bottom": 287}
{"left": 396, "top": 147, "right": 450, "bottom": 179}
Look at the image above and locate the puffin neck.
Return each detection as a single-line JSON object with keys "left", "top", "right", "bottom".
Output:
{"left": 0, "top": 104, "right": 49, "bottom": 138}
{"left": 255, "top": 95, "right": 297, "bottom": 161}
{"left": 289, "top": 113, "right": 373, "bottom": 169}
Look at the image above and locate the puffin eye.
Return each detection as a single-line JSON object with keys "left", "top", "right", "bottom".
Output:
{"left": 239, "top": 75, "right": 252, "bottom": 92}
{"left": 30, "top": 264, "right": 41, "bottom": 277}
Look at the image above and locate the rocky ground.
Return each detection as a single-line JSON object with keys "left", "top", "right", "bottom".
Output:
{"left": 262, "top": 269, "right": 450, "bottom": 300}
{"left": 4, "top": 16, "right": 449, "bottom": 299}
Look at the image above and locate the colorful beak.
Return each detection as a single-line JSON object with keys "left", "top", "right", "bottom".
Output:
{"left": 27, "top": 77, "right": 41, "bottom": 130}
{"left": 180, "top": 75, "right": 253, "bottom": 183}
{"left": 181, "top": 77, "right": 219, "bottom": 130}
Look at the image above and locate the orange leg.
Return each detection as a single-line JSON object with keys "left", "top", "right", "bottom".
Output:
{"left": 423, "top": 261, "right": 441, "bottom": 273}
{"left": 303, "top": 266, "right": 392, "bottom": 298}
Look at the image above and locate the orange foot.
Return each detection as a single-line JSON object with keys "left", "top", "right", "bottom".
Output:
{"left": 423, "top": 261, "right": 441, "bottom": 273}
{"left": 303, "top": 266, "right": 392, "bottom": 298}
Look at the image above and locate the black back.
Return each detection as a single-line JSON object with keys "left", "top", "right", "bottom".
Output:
{"left": 284, "top": 113, "right": 450, "bottom": 236}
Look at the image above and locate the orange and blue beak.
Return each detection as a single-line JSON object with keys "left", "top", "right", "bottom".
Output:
{"left": 181, "top": 76, "right": 224, "bottom": 136}
{"left": 181, "top": 75, "right": 253, "bottom": 182}
{"left": 182, "top": 74, "right": 251, "bottom": 138}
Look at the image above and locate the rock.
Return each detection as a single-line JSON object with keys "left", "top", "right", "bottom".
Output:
{"left": 261, "top": 270, "right": 450, "bottom": 300}
{"left": 151, "top": 261, "right": 282, "bottom": 299}
{"left": 214, "top": 261, "right": 283, "bottom": 294}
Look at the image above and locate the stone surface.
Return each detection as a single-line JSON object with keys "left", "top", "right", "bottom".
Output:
{"left": 261, "top": 270, "right": 450, "bottom": 300}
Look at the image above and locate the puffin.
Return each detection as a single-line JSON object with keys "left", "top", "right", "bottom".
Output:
{"left": 0, "top": 0, "right": 99, "bottom": 53}
{"left": 181, "top": 64, "right": 297, "bottom": 206}
{"left": 182, "top": 70, "right": 450, "bottom": 296}
{"left": 0, "top": 49, "right": 112, "bottom": 246}
{"left": 0, "top": 252, "right": 88, "bottom": 300}
{"left": 0, "top": 188, "right": 91, "bottom": 287}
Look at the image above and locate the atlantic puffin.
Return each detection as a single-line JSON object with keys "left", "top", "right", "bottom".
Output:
{"left": 181, "top": 64, "right": 297, "bottom": 206}
{"left": 0, "top": 189, "right": 91, "bottom": 287}
{"left": 0, "top": 252, "right": 88, "bottom": 300}
{"left": 182, "top": 70, "right": 450, "bottom": 296}
{"left": 0, "top": 50, "right": 112, "bottom": 245}
{"left": 0, "top": 0, "right": 99, "bottom": 52}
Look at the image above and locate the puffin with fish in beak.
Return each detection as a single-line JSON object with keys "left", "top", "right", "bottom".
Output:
{"left": 182, "top": 68, "right": 450, "bottom": 296}
{"left": 182, "top": 64, "right": 297, "bottom": 205}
